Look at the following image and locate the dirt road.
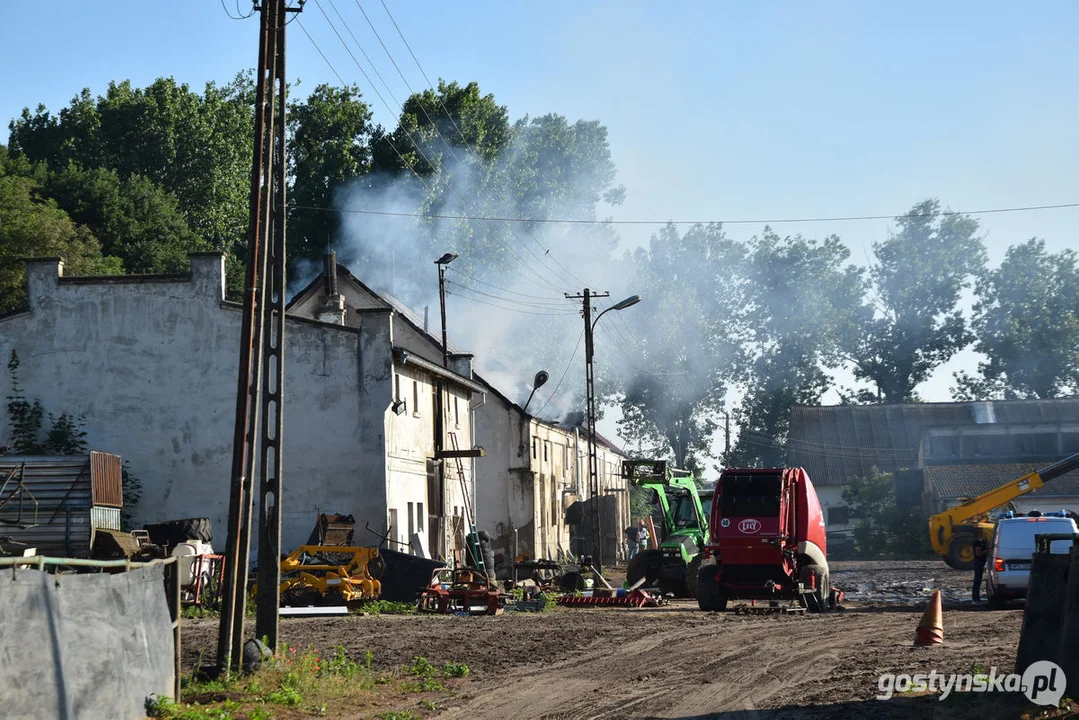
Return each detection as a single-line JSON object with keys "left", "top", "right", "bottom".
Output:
{"left": 182, "top": 561, "right": 1042, "bottom": 719}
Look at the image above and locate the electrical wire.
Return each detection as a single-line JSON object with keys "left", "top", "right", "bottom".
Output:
{"left": 445, "top": 265, "right": 564, "bottom": 301}
{"left": 221, "top": 0, "right": 256, "bottom": 20}
{"left": 287, "top": 201, "right": 1079, "bottom": 227}
{"left": 369, "top": 0, "right": 592, "bottom": 292}
{"left": 444, "top": 289, "right": 577, "bottom": 316}
{"left": 534, "top": 330, "right": 585, "bottom": 417}
{"left": 444, "top": 279, "right": 579, "bottom": 311}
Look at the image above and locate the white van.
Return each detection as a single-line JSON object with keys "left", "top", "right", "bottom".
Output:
{"left": 986, "top": 511, "right": 1078, "bottom": 607}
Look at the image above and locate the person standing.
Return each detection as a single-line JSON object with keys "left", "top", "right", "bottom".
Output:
{"left": 624, "top": 521, "right": 641, "bottom": 560}
{"left": 972, "top": 533, "right": 989, "bottom": 603}
{"left": 637, "top": 518, "right": 650, "bottom": 555}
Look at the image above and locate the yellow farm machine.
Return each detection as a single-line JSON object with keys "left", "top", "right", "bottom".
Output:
{"left": 256, "top": 545, "right": 385, "bottom": 607}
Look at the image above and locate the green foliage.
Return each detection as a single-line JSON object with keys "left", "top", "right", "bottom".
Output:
{"left": 406, "top": 656, "right": 436, "bottom": 677}
{"left": 5, "top": 350, "right": 91, "bottom": 456}
{"left": 375, "top": 712, "right": 420, "bottom": 720}
{"left": 359, "top": 599, "right": 416, "bottom": 615}
{"left": 617, "top": 223, "right": 747, "bottom": 473}
{"left": 729, "top": 230, "right": 865, "bottom": 467}
{"left": 288, "top": 83, "right": 373, "bottom": 270}
{"left": 844, "top": 199, "right": 986, "bottom": 404}
{"left": 0, "top": 146, "right": 123, "bottom": 313}
{"left": 440, "top": 662, "right": 470, "bottom": 678}
{"left": 954, "top": 239, "right": 1079, "bottom": 400}
{"left": 842, "top": 468, "right": 934, "bottom": 558}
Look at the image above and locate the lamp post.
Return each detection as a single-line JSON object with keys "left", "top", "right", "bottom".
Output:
{"left": 435, "top": 252, "right": 458, "bottom": 368}
{"left": 522, "top": 370, "right": 550, "bottom": 414}
{"left": 567, "top": 289, "right": 641, "bottom": 568}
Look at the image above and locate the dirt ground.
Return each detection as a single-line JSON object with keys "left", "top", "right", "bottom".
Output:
{"left": 182, "top": 561, "right": 1051, "bottom": 719}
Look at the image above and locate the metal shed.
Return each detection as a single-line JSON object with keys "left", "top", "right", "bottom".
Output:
{"left": 0, "top": 452, "right": 123, "bottom": 556}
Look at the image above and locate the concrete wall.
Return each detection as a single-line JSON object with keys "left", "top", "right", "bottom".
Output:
{"left": 0, "top": 255, "right": 391, "bottom": 553}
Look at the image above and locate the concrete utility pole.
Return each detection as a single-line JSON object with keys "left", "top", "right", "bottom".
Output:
{"left": 217, "top": 0, "right": 299, "bottom": 675}
{"left": 566, "top": 290, "right": 642, "bottom": 568}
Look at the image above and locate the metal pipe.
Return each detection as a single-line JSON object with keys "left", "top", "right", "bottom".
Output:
{"left": 513, "top": 528, "right": 518, "bottom": 585}
{"left": 0, "top": 555, "right": 178, "bottom": 568}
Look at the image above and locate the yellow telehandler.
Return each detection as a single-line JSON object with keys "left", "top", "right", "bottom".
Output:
{"left": 928, "top": 452, "right": 1079, "bottom": 569}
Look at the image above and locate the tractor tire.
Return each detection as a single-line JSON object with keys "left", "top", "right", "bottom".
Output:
{"left": 945, "top": 537, "right": 975, "bottom": 570}
{"left": 626, "top": 549, "right": 663, "bottom": 589}
{"left": 144, "top": 518, "right": 213, "bottom": 547}
{"left": 685, "top": 555, "right": 709, "bottom": 599}
{"left": 697, "top": 563, "right": 726, "bottom": 611}
{"left": 799, "top": 563, "right": 829, "bottom": 613}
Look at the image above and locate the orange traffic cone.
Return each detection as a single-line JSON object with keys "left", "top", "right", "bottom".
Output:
{"left": 915, "top": 590, "right": 944, "bottom": 646}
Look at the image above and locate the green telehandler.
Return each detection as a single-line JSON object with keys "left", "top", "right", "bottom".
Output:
{"left": 622, "top": 459, "right": 711, "bottom": 598}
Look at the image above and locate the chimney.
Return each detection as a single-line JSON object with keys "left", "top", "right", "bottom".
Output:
{"left": 316, "top": 250, "right": 346, "bottom": 325}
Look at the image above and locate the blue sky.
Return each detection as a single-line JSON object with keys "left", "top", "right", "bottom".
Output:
{"left": 3, "top": 1, "right": 1078, "bottom": 404}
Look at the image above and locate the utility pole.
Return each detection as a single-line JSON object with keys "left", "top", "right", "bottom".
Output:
{"left": 217, "top": 0, "right": 298, "bottom": 675}
{"left": 565, "top": 290, "right": 642, "bottom": 570}
{"left": 566, "top": 288, "right": 608, "bottom": 568}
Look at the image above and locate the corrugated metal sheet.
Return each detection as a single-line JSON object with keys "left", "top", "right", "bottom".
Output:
{"left": 788, "top": 399, "right": 1079, "bottom": 487}
{"left": 0, "top": 455, "right": 119, "bottom": 556}
{"left": 90, "top": 451, "right": 123, "bottom": 507}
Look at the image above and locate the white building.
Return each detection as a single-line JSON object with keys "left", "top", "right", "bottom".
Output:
{"left": 288, "top": 257, "right": 631, "bottom": 569}
{"left": 0, "top": 253, "right": 482, "bottom": 558}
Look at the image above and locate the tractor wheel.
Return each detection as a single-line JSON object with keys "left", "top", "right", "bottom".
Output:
{"left": 697, "top": 563, "right": 726, "bottom": 611}
{"left": 626, "top": 549, "right": 663, "bottom": 589}
{"left": 799, "top": 564, "right": 829, "bottom": 613}
{"left": 685, "top": 555, "right": 708, "bottom": 599}
{"left": 945, "top": 537, "right": 975, "bottom": 570}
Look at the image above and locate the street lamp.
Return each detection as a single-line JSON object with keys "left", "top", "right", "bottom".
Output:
{"left": 435, "top": 253, "right": 459, "bottom": 368}
{"left": 522, "top": 370, "right": 550, "bottom": 414}
{"left": 571, "top": 290, "right": 641, "bottom": 569}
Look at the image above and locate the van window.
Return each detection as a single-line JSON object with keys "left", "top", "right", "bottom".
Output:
{"left": 994, "top": 518, "right": 1077, "bottom": 555}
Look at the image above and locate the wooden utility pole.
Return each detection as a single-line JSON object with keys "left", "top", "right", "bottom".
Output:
{"left": 217, "top": 0, "right": 297, "bottom": 675}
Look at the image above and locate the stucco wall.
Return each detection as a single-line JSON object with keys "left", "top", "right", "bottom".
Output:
{"left": 0, "top": 255, "right": 391, "bottom": 553}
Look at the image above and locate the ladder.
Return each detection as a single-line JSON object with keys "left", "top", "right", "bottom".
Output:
{"left": 447, "top": 431, "right": 485, "bottom": 574}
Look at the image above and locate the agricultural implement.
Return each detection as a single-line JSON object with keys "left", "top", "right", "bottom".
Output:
{"left": 698, "top": 467, "right": 842, "bottom": 613}
{"left": 266, "top": 545, "right": 384, "bottom": 607}
{"left": 417, "top": 567, "right": 503, "bottom": 615}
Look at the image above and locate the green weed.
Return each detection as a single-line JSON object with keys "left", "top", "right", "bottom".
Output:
{"left": 441, "top": 662, "right": 470, "bottom": 678}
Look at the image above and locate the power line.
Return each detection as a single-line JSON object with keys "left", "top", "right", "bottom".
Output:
{"left": 444, "top": 279, "right": 577, "bottom": 311}
{"left": 445, "top": 289, "right": 576, "bottom": 316}
{"left": 445, "top": 265, "right": 564, "bottom": 301}
{"left": 367, "top": 0, "right": 592, "bottom": 292}
{"left": 289, "top": 201, "right": 1079, "bottom": 226}
{"left": 535, "top": 330, "right": 585, "bottom": 417}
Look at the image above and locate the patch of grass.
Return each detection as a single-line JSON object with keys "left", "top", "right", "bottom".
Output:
{"left": 407, "top": 656, "right": 436, "bottom": 677}
{"left": 158, "top": 647, "right": 469, "bottom": 719}
{"left": 181, "top": 605, "right": 219, "bottom": 620}
{"left": 441, "top": 662, "right": 470, "bottom": 678}
{"left": 360, "top": 599, "right": 417, "bottom": 615}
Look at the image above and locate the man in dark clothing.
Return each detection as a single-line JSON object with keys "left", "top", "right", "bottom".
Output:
{"left": 625, "top": 522, "right": 642, "bottom": 560}
{"left": 972, "top": 534, "right": 990, "bottom": 602}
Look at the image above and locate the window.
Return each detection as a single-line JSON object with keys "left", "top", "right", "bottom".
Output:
{"left": 532, "top": 437, "right": 538, "bottom": 459}
{"left": 395, "top": 374, "right": 401, "bottom": 401}
{"left": 412, "top": 380, "right": 420, "bottom": 417}
{"left": 407, "top": 502, "right": 415, "bottom": 541}
{"left": 827, "top": 506, "right": 850, "bottom": 526}
{"left": 389, "top": 509, "right": 399, "bottom": 546}
{"left": 544, "top": 442, "right": 549, "bottom": 462}
{"left": 417, "top": 503, "right": 424, "bottom": 532}
{"left": 454, "top": 397, "right": 460, "bottom": 427}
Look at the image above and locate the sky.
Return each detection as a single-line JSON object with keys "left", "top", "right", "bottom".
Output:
{"left": 3, "top": 1, "right": 1078, "bottom": 414}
